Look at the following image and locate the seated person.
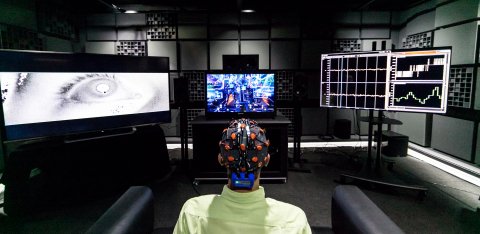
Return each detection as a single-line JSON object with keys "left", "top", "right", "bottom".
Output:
{"left": 174, "top": 119, "right": 311, "bottom": 234}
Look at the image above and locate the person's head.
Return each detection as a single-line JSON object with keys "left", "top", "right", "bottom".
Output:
{"left": 218, "top": 119, "right": 270, "bottom": 192}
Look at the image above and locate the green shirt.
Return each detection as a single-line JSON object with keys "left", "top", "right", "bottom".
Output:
{"left": 173, "top": 185, "right": 312, "bottom": 234}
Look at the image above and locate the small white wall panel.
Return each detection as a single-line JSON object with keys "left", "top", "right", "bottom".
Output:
{"left": 87, "top": 27, "right": 117, "bottom": 40}
{"left": 271, "top": 41, "right": 299, "bottom": 70}
{"left": 85, "top": 41, "right": 115, "bottom": 54}
{"left": 301, "top": 40, "right": 331, "bottom": 69}
{"left": 180, "top": 41, "right": 207, "bottom": 70}
{"left": 87, "top": 14, "right": 115, "bottom": 26}
{"left": 432, "top": 115, "right": 473, "bottom": 161}
{"left": 210, "top": 41, "right": 239, "bottom": 70}
{"left": 240, "top": 41, "right": 269, "bottom": 70}
{"left": 362, "top": 11, "right": 390, "bottom": 25}
{"left": 435, "top": 0, "right": 478, "bottom": 27}
{"left": 433, "top": 22, "right": 477, "bottom": 65}
{"left": 116, "top": 13, "right": 145, "bottom": 26}
{"left": 361, "top": 28, "right": 390, "bottom": 39}
{"left": 334, "top": 28, "right": 360, "bottom": 39}
{"left": 148, "top": 41, "right": 177, "bottom": 70}
{"left": 117, "top": 27, "right": 146, "bottom": 40}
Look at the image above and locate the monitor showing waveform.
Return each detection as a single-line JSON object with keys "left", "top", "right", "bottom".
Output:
{"left": 391, "top": 84, "right": 442, "bottom": 108}
{"left": 320, "top": 48, "right": 451, "bottom": 113}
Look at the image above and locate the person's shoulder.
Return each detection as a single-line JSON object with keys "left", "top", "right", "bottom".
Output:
{"left": 265, "top": 198, "right": 308, "bottom": 223}
{"left": 181, "top": 195, "right": 219, "bottom": 215}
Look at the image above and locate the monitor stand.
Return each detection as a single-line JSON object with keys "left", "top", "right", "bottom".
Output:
{"left": 339, "top": 110, "right": 427, "bottom": 199}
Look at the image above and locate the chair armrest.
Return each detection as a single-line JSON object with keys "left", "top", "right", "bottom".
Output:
{"left": 331, "top": 185, "right": 405, "bottom": 234}
{"left": 86, "top": 186, "right": 154, "bottom": 234}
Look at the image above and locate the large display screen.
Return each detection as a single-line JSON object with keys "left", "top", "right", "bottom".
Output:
{"left": 206, "top": 73, "right": 275, "bottom": 118}
{"left": 0, "top": 50, "right": 170, "bottom": 141}
{"left": 320, "top": 48, "right": 451, "bottom": 113}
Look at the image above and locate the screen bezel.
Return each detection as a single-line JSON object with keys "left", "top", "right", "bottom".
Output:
{"left": 204, "top": 71, "right": 277, "bottom": 119}
{"left": 0, "top": 50, "right": 171, "bottom": 142}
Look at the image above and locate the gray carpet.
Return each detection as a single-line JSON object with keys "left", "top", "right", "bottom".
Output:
{"left": 1, "top": 147, "right": 480, "bottom": 233}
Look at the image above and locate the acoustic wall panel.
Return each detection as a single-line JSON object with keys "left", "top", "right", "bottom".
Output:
{"left": 178, "top": 12, "right": 207, "bottom": 24}
{"left": 178, "top": 25, "right": 207, "bottom": 39}
{"left": 432, "top": 115, "right": 473, "bottom": 161}
{"left": 87, "top": 27, "right": 116, "bottom": 41}
{"left": 210, "top": 12, "right": 238, "bottom": 25}
{"left": 1, "top": 0, "right": 37, "bottom": 30}
{"left": 302, "top": 108, "right": 327, "bottom": 135}
{"left": 476, "top": 122, "right": 480, "bottom": 165}
{"left": 434, "top": 22, "right": 477, "bottom": 65}
{"left": 85, "top": 41, "right": 115, "bottom": 54}
{"left": 210, "top": 41, "right": 238, "bottom": 70}
{"left": 241, "top": 26, "right": 269, "bottom": 39}
{"left": 86, "top": 14, "right": 115, "bottom": 26}
{"left": 210, "top": 25, "right": 238, "bottom": 39}
{"left": 241, "top": 41, "right": 269, "bottom": 69}
{"left": 271, "top": 25, "right": 300, "bottom": 38}
{"left": 332, "top": 12, "right": 361, "bottom": 24}
{"left": 475, "top": 72, "right": 480, "bottom": 110}
{"left": 44, "top": 36, "right": 73, "bottom": 52}
{"left": 334, "top": 28, "right": 360, "bottom": 39}
{"left": 271, "top": 12, "right": 300, "bottom": 39}
{"left": 301, "top": 40, "right": 331, "bottom": 69}
{"left": 405, "top": 11, "right": 435, "bottom": 36}
{"left": 361, "top": 28, "right": 390, "bottom": 39}
{"left": 117, "top": 27, "right": 146, "bottom": 40}
{"left": 395, "top": 112, "right": 431, "bottom": 146}
{"left": 147, "top": 41, "right": 177, "bottom": 70}
{"left": 180, "top": 41, "right": 207, "bottom": 70}
{"left": 271, "top": 41, "right": 299, "bottom": 70}
{"left": 435, "top": 0, "right": 478, "bottom": 28}
{"left": 241, "top": 13, "right": 268, "bottom": 25}
{"left": 362, "top": 11, "right": 390, "bottom": 25}
{"left": 116, "top": 13, "right": 145, "bottom": 26}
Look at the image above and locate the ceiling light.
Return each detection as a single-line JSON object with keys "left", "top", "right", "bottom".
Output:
{"left": 125, "top": 10, "right": 138, "bottom": 13}
{"left": 241, "top": 9, "right": 255, "bottom": 13}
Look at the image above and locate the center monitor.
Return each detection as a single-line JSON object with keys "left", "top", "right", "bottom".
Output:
{"left": 205, "top": 73, "right": 276, "bottom": 119}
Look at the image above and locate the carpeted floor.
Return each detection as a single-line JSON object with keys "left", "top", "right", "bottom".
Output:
{"left": 1, "top": 147, "right": 480, "bottom": 233}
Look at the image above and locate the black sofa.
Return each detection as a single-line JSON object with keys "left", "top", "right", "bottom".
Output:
{"left": 86, "top": 185, "right": 405, "bottom": 234}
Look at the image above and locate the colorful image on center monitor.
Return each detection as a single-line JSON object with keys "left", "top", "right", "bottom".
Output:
{"left": 206, "top": 73, "right": 275, "bottom": 113}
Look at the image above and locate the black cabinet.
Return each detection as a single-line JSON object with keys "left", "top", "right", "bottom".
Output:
{"left": 191, "top": 114, "right": 290, "bottom": 182}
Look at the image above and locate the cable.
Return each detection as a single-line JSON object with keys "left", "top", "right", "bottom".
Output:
{"left": 192, "top": 182, "right": 201, "bottom": 196}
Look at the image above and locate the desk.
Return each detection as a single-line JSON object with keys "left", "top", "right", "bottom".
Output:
{"left": 191, "top": 114, "right": 290, "bottom": 183}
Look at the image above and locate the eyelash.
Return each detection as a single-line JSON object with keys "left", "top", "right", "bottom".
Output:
{"left": 60, "top": 76, "right": 86, "bottom": 94}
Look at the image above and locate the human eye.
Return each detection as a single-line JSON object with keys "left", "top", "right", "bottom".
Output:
{"left": 60, "top": 74, "right": 141, "bottom": 104}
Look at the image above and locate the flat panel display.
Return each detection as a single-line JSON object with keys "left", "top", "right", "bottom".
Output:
{"left": 320, "top": 48, "right": 451, "bottom": 113}
{"left": 205, "top": 73, "right": 275, "bottom": 119}
{"left": 0, "top": 50, "right": 170, "bottom": 141}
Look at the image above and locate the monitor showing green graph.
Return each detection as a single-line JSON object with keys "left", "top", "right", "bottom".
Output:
{"left": 320, "top": 48, "right": 451, "bottom": 113}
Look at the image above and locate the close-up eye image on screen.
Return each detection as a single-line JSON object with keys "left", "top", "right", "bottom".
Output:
{"left": 206, "top": 73, "right": 275, "bottom": 113}
{"left": 1, "top": 72, "right": 169, "bottom": 126}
